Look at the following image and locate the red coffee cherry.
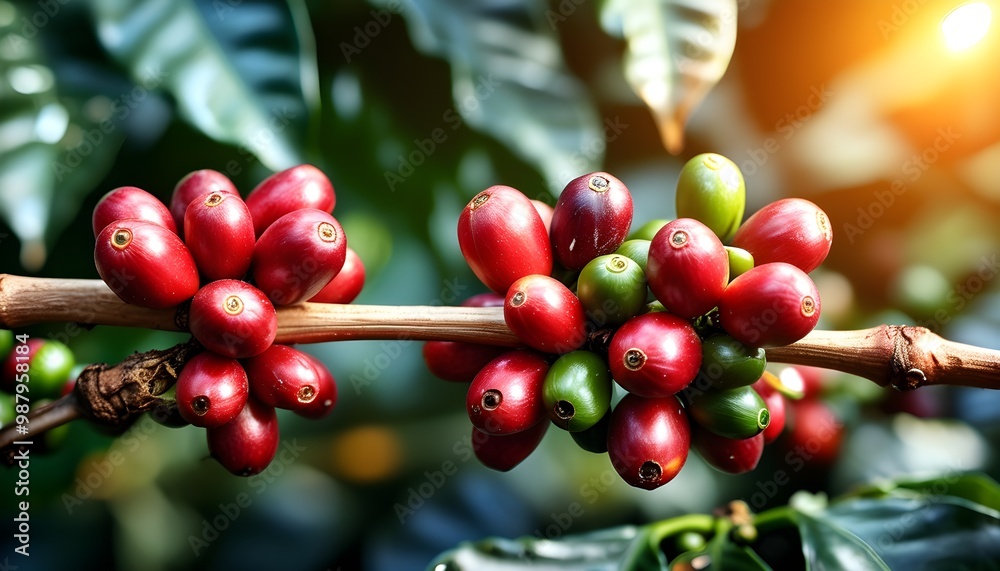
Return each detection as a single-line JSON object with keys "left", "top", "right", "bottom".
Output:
{"left": 466, "top": 350, "right": 548, "bottom": 435}
{"left": 504, "top": 274, "right": 587, "bottom": 354}
{"left": 189, "top": 280, "right": 276, "bottom": 358}
{"left": 422, "top": 341, "right": 509, "bottom": 383}
{"left": 245, "top": 164, "right": 336, "bottom": 237}
{"left": 718, "top": 262, "right": 821, "bottom": 348}
{"left": 308, "top": 247, "right": 366, "bottom": 304}
{"left": 530, "top": 199, "right": 554, "bottom": 235}
{"left": 607, "top": 393, "right": 690, "bottom": 490}
{"left": 692, "top": 429, "right": 765, "bottom": 474}
{"left": 94, "top": 219, "right": 200, "bottom": 309}
{"left": 243, "top": 344, "right": 323, "bottom": 410}
{"left": 207, "top": 397, "right": 279, "bottom": 476}
{"left": 608, "top": 313, "right": 702, "bottom": 398}
{"left": 175, "top": 352, "right": 248, "bottom": 428}
{"left": 93, "top": 186, "right": 177, "bottom": 237}
{"left": 647, "top": 218, "right": 729, "bottom": 319}
{"left": 170, "top": 169, "right": 239, "bottom": 236}
{"left": 753, "top": 375, "right": 787, "bottom": 444}
{"left": 252, "top": 209, "right": 347, "bottom": 305}
{"left": 786, "top": 399, "right": 842, "bottom": 466}
{"left": 461, "top": 292, "right": 505, "bottom": 307}
{"left": 457, "top": 185, "right": 553, "bottom": 294}
{"left": 549, "top": 172, "right": 633, "bottom": 270}
{"left": 183, "top": 192, "right": 256, "bottom": 281}
{"left": 295, "top": 353, "right": 338, "bottom": 419}
{"left": 472, "top": 419, "right": 549, "bottom": 472}
{"left": 732, "top": 198, "right": 832, "bottom": 274}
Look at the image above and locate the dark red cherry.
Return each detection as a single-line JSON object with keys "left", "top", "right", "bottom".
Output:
{"left": 466, "top": 350, "right": 548, "bottom": 435}
{"left": 607, "top": 393, "right": 690, "bottom": 490}
{"left": 176, "top": 352, "right": 248, "bottom": 428}
{"left": 472, "top": 418, "right": 549, "bottom": 472}
{"left": 422, "top": 341, "right": 509, "bottom": 383}
{"left": 245, "top": 164, "right": 336, "bottom": 237}
{"left": 308, "top": 247, "right": 365, "bottom": 304}
{"left": 608, "top": 313, "right": 702, "bottom": 398}
{"left": 207, "top": 397, "right": 279, "bottom": 476}
{"left": 189, "top": 280, "right": 277, "bottom": 358}
{"left": 647, "top": 218, "right": 729, "bottom": 319}
{"left": 718, "top": 262, "right": 820, "bottom": 348}
{"left": 295, "top": 353, "right": 338, "bottom": 419}
{"left": 184, "top": 191, "right": 255, "bottom": 281}
{"left": 242, "top": 344, "right": 323, "bottom": 410}
{"left": 93, "top": 186, "right": 176, "bottom": 237}
{"left": 170, "top": 170, "right": 239, "bottom": 236}
{"left": 252, "top": 209, "right": 347, "bottom": 305}
{"left": 732, "top": 198, "right": 832, "bottom": 274}
{"left": 504, "top": 274, "right": 587, "bottom": 354}
{"left": 786, "top": 399, "right": 841, "bottom": 466}
{"left": 549, "top": 172, "right": 633, "bottom": 270}
{"left": 753, "top": 374, "right": 787, "bottom": 444}
{"left": 692, "top": 429, "right": 765, "bottom": 474}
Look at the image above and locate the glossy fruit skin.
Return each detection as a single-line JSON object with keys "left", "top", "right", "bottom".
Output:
{"left": 189, "top": 280, "right": 277, "bottom": 359}
{"left": 608, "top": 313, "right": 702, "bottom": 398}
{"left": 95, "top": 219, "right": 200, "bottom": 309}
{"left": 243, "top": 344, "right": 323, "bottom": 410}
{"left": 570, "top": 411, "right": 610, "bottom": 454}
{"left": 725, "top": 246, "right": 754, "bottom": 280}
{"left": 422, "top": 341, "right": 508, "bottom": 383}
{"left": 698, "top": 334, "right": 766, "bottom": 390}
{"left": 461, "top": 292, "right": 506, "bottom": 307}
{"left": 753, "top": 375, "right": 786, "bottom": 443}
{"left": 472, "top": 418, "right": 549, "bottom": 471}
{"left": 576, "top": 255, "right": 647, "bottom": 327}
{"left": 308, "top": 247, "right": 365, "bottom": 304}
{"left": 93, "top": 186, "right": 177, "bottom": 237}
{"left": 504, "top": 274, "right": 587, "bottom": 354}
{"left": 731, "top": 198, "right": 832, "bottom": 273}
{"left": 176, "top": 352, "right": 249, "bottom": 428}
{"left": 207, "top": 397, "right": 280, "bottom": 476}
{"left": 675, "top": 153, "right": 746, "bottom": 243}
{"left": 466, "top": 350, "right": 549, "bottom": 435}
{"left": 614, "top": 240, "right": 651, "bottom": 274}
{"left": 647, "top": 218, "right": 729, "bottom": 319}
{"left": 184, "top": 191, "right": 256, "bottom": 281}
{"left": 28, "top": 340, "right": 75, "bottom": 400}
{"left": 252, "top": 209, "right": 347, "bottom": 305}
{"left": 607, "top": 393, "right": 690, "bottom": 490}
{"left": 457, "top": 185, "right": 552, "bottom": 294}
{"left": 549, "top": 172, "right": 633, "bottom": 270}
{"left": 685, "top": 385, "right": 769, "bottom": 439}
{"left": 627, "top": 219, "right": 671, "bottom": 242}
{"left": 245, "top": 164, "right": 336, "bottom": 237}
{"left": 692, "top": 429, "right": 765, "bottom": 474}
{"left": 170, "top": 169, "right": 239, "bottom": 236}
{"left": 542, "top": 351, "right": 612, "bottom": 432}
{"left": 718, "top": 262, "right": 821, "bottom": 348}
{"left": 530, "top": 199, "right": 554, "bottom": 234}
{"left": 294, "top": 353, "right": 338, "bottom": 419}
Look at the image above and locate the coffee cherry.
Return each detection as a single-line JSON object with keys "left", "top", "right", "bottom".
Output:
{"left": 461, "top": 292, "right": 506, "bottom": 307}
{"left": 466, "top": 350, "right": 548, "bottom": 435}
{"left": 207, "top": 397, "right": 279, "bottom": 476}
{"left": 614, "top": 239, "right": 651, "bottom": 274}
{"left": 675, "top": 153, "right": 746, "bottom": 243}
{"left": 570, "top": 411, "right": 610, "bottom": 454}
{"left": 608, "top": 313, "right": 701, "bottom": 398}
{"left": 0, "top": 330, "right": 12, "bottom": 363}
{"left": 647, "top": 218, "right": 729, "bottom": 319}
{"left": 294, "top": 353, "right": 338, "bottom": 419}
{"left": 607, "top": 393, "right": 690, "bottom": 490}
{"left": 530, "top": 199, "right": 554, "bottom": 234}
{"left": 685, "top": 385, "right": 769, "bottom": 439}
{"left": 422, "top": 341, "right": 508, "bottom": 383}
{"left": 692, "top": 429, "right": 764, "bottom": 474}
{"left": 189, "top": 280, "right": 276, "bottom": 358}
{"left": 698, "top": 334, "right": 766, "bottom": 390}
{"left": 504, "top": 274, "right": 586, "bottom": 354}
{"left": 731, "top": 198, "right": 832, "bottom": 273}
{"left": 576, "top": 255, "right": 647, "bottom": 327}
{"left": 628, "top": 219, "right": 671, "bottom": 241}
{"left": 472, "top": 419, "right": 549, "bottom": 471}
{"left": 1, "top": 339, "right": 43, "bottom": 392}
{"left": 252, "top": 209, "right": 347, "bottom": 305}
{"left": 718, "top": 262, "right": 821, "bottom": 348}
{"left": 170, "top": 169, "right": 239, "bottom": 235}
{"left": 549, "top": 172, "right": 633, "bottom": 270}
{"left": 308, "top": 247, "right": 366, "bottom": 304}
{"left": 725, "top": 246, "right": 754, "bottom": 280}
{"left": 93, "top": 186, "right": 177, "bottom": 237}
{"left": 542, "top": 351, "right": 612, "bottom": 432}
{"left": 786, "top": 399, "right": 841, "bottom": 466}
{"left": 28, "top": 340, "right": 75, "bottom": 400}
{"left": 95, "top": 219, "right": 200, "bottom": 309}
{"left": 183, "top": 192, "right": 255, "bottom": 281}
{"left": 243, "top": 344, "right": 325, "bottom": 410}
{"left": 245, "top": 164, "right": 336, "bottom": 237}
{"left": 457, "top": 185, "right": 552, "bottom": 294}
{"left": 176, "top": 352, "right": 248, "bottom": 428}
{"left": 753, "top": 374, "right": 786, "bottom": 443}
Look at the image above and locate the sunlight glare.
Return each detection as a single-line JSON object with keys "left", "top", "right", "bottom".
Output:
{"left": 941, "top": 2, "right": 993, "bottom": 51}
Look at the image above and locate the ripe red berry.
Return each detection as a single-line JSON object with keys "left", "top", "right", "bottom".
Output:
{"left": 461, "top": 292, "right": 505, "bottom": 307}
{"left": 183, "top": 192, "right": 255, "bottom": 281}
{"left": 786, "top": 400, "right": 841, "bottom": 466}
{"left": 422, "top": 341, "right": 509, "bottom": 383}
{"left": 607, "top": 393, "right": 690, "bottom": 490}
{"left": 176, "top": 352, "right": 248, "bottom": 428}
{"left": 647, "top": 218, "right": 729, "bottom": 319}
{"left": 752, "top": 375, "right": 787, "bottom": 444}
{"left": 245, "top": 164, "right": 336, "bottom": 237}
{"left": 466, "top": 350, "right": 548, "bottom": 435}
{"left": 170, "top": 170, "right": 239, "bottom": 236}
{"left": 95, "top": 219, "right": 200, "bottom": 309}
{"left": 608, "top": 313, "right": 702, "bottom": 398}
{"left": 549, "top": 172, "right": 633, "bottom": 270}
{"left": 530, "top": 200, "right": 554, "bottom": 235}
{"left": 732, "top": 198, "right": 832, "bottom": 274}
{"left": 189, "top": 280, "right": 276, "bottom": 358}
{"left": 692, "top": 429, "right": 765, "bottom": 474}
{"left": 207, "top": 397, "right": 279, "bottom": 476}
{"left": 718, "top": 262, "right": 821, "bottom": 347}
{"left": 504, "top": 274, "right": 587, "bottom": 354}
{"left": 472, "top": 419, "right": 549, "bottom": 472}
{"left": 243, "top": 344, "right": 323, "bottom": 410}
{"left": 93, "top": 186, "right": 177, "bottom": 237}
{"left": 295, "top": 353, "right": 338, "bottom": 419}
{"left": 252, "top": 209, "right": 347, "bottom": 305}
{"left": 457, "top": 185, "right": 553, "bottom": 294}
{"left": 308, "top": 247, "right": 365, "bottom": 304}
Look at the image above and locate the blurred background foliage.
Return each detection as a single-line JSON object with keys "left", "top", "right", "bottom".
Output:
{"left": 1, "top": 0, "right": 1000, "bottom": 569}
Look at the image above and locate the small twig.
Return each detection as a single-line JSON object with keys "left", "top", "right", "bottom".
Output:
{"left": 0, "top": 393, "right": 82, "bottom": 464}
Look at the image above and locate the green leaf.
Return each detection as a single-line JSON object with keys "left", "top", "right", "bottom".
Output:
{"left": 853, "top": 472, "right": 1000, "bottom": 514}
{"left": 90, "top": 0, "right": 319, "bottom": 171}
{"left": 600, "top": 0, "right": 737, "bottom": 153}
{"left": 376, "top": 0, "right": 603, "bottom": 192}
{"left": 794, "top": 510, "right": 891, "bottom": 571}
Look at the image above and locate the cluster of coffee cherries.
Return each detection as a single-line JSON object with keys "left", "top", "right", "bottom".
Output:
{"left": 423, "top": 153, "right": 833, "bottom": 490}
{"left": 91, "top": 165, "right": 365, "bottom": 475}
{"left": 0, "top": 331, "right": 76, "bottom": 447}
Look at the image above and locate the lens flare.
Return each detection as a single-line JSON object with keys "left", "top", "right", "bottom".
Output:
{"left": 941, "top": 2, "right": 993, "bottom": 51}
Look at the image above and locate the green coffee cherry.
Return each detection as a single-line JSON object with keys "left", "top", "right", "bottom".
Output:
{"left": 0, "top": 392, "right": 14, "bottom": 427}
{"left": 570, "top": 410, "right": 610, "bottom": 454}
{"left": 543, "top": 351, "right": 612, "bottom": 432}
{"left": 614, "top": 239, "right": 651, "bottom": 274}
{"left": 29, "top": 341, "right": 75, "bottom": 400}
{"left": 699, "top": 334, "right": 766, "bottom": 390}
{"left": 627, "top": 219, "right": 671, "bottom": 241}
{"left": 725, "top": 246, "right": 754, "bottom": 280}
{"left": 576, "top": 255, "right": 647, "bottom": 327}
{"left": 686, "top": 385, "right": 769, "bottom": 439}
{"left": 675, "top": 153, "right": 746, "bottom": 243}
{"left": 675, "top": 531, "right": 707, "bottom": 552}
{"left": 0, "top": 330, "right": 13, "bottom": 362}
